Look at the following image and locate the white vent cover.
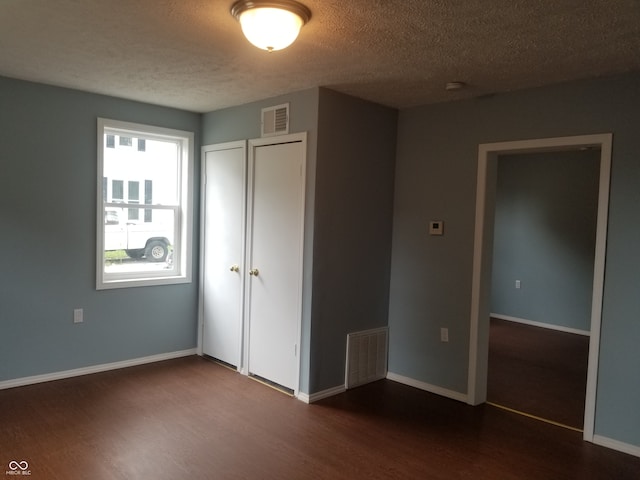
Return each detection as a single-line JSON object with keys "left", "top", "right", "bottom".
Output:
{"left": 261, "top": 103, "right": 289, "bottom": 137}
{"left": 345, "top": 327, "right": 388, "bottom": 389}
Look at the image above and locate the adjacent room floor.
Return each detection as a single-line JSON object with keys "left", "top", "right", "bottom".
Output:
{"left": 487, "top": 317, "right": 590, "bottom": 430}
{"left": 1, "top": 356, "right": 638, "bottom": 479}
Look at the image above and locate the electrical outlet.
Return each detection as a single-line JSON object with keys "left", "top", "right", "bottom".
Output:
{"left": 429, "top": 221, "right": 444, "bottom": 236}
{"left": 73, "top": 308, "right": 83, "bottom": 324}
{"left": 440, "top": 327, "right": 449, "bottom": 342}
{"left": 515, "top": 280, "right": 521, "bottom": 289}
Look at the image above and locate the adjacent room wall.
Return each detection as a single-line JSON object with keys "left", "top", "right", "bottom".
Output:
{"left": 0, "top": 76, "right": 202, "bottom": 382}
{"left": 491, "top": 150, "right": 600, "bottom": 332}
{"left": 388, "top": 72, "right": 640, "bottom": 448}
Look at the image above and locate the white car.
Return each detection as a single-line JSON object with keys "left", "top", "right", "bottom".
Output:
{"left": 104, "top": 208, "right": 173, "bottom": 262}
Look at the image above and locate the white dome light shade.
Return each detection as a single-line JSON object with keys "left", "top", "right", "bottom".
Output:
{"left": 231, "top": 1, "right": 311, "bottom": 52}
{"left": 240, "top": 8, "right": 302, "bottom": 51}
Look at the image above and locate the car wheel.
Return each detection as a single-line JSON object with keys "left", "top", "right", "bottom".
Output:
{"left": 145, "top": 240, "right": 168, "bottom": 262}
{"left": 125, "top": 248, "right": 144, "bottom": 259}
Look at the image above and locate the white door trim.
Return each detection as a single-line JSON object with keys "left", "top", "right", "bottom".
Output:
{"left": 244, "top": 132, "right": 307, "bottom": 397}
{"left": 198, "top": 140, "right": 247, "bottom": 368}
{"left": 467, "top": 133, "right": 612, "bottom": 442}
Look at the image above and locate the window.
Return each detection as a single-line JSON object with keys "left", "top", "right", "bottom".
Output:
{"left": 112, "top": 180, "right": 124, "bottom": 202}
{"left": 97, "top": 118, "right": 194, "bottom": 289}
{"left": 144, "top": 180, "right": 153, "bottom": 223}
{"left": 119, "top": 136, "right": 132, "bottom": 147}
{"left": 127, "top": 181, "right": 139, "bottom": 220}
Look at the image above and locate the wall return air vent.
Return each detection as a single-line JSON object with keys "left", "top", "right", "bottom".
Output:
{"left": 345, "top": 326, "right": 389, "bottom": 389}
{"left": 261, "top": 103, "right": 289, "bottom": 137}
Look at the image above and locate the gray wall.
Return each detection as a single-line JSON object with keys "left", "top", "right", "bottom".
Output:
{"left": 4, "top": 71, "right": 638, "bottom": 450}
{"left": 388, "top": 72, "right": 640, "bottom": 447}
{"left": 491, "top": 150, "right": 600, "bottom": 331}
{"left": 310, "top": 88, "right": 397, "bottom": 392}
{"left": 0, "top": 77, "right": 201, "bottom": 381}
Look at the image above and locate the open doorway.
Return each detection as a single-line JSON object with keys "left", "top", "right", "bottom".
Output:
{"left": 486, "top": 150, "right": 599, "bottom": 430}
{"left": 467, "top": 134, "right": 612, "bottom": 442}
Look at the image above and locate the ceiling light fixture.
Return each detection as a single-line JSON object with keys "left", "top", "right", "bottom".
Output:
{"left": 231, "top": 0, "right": 311, "bottom": 52}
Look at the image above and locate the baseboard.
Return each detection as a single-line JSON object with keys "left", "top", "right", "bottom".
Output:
{"left": 491, "top": 313, "right": 590, "bottom": 336}
{"left": 297, "top": 392, "right": 311, "bottom": 403}
{"left": 593, "top": 435, "right": 640, "bottom": 458}
{"left": 0, "top": 348, "right": 197, "bottom": 391}
{"left": 387, "top": 372, "right": 468, "bottom": 403}
{"left": 298, "top": 384, "right": 346, "bottom": 404}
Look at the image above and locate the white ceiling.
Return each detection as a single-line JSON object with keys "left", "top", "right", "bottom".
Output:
{"left": 1, "top": 0, "right": 640, "bottom": 113}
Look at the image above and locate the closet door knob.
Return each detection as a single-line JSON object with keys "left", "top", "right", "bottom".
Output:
{"left": 229, "top": 264, "right": 239, "bottom": 273}
{"left": 249, "top": 268, "right": 260, "bottom": 277}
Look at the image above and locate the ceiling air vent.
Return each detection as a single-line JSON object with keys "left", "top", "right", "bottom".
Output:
{"left": 261, "top": 103, "right": 289, "bottom": 137}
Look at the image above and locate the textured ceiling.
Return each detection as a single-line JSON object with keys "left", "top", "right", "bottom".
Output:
{"left": 1, "top": 0, "right": 640, "bottom": 113}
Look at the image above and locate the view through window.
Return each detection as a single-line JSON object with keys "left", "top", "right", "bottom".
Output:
{"left": 97, "top": 118, "right": 193, "bottom": 289}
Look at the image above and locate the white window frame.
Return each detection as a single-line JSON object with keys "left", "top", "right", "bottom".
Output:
{"left": 96, "top": 118, "right": 194, "bottom": 290}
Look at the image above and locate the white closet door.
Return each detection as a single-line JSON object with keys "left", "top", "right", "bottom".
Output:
{"left": 202, "top": 142, "right": 246, "bottom": 368}
{"left": 246, "top": 138, "right": 305, "bottom": 391}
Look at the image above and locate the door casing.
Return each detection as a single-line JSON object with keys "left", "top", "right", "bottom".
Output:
{"left": 468, "top": 133, "right": 612, "bottom": 442}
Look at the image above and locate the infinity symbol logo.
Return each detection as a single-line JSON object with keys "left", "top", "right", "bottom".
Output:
{"left": 8, "top": 461, "right": 28, "bottom": 471}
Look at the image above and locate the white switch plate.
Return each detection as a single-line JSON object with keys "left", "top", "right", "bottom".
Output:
{"left": 515, "top": 280, "right": 521, "bottom": 289}
{"left": 440, "top": 327, "right": 449, "bottom": 342}
{"left": 73, "top": 308, "right": 83, "bottom": 323}
{"left": 429, "top": 221, "right": 444, "bottom": 236}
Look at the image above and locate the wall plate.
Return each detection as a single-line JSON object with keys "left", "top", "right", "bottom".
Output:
{"left": 429, "top": 221, "right": 444, "bottom": 236}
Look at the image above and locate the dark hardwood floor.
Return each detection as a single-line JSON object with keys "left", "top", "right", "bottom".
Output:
{"left": 1, "top": 356, "right": 638, "bottom": 479}
{"left": 488, "top": 317, "right": 590, "bottom": 429}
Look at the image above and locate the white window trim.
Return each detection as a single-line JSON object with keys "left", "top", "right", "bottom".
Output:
{"left": 96, "top": 118, "right": 194, "bottom": 290}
